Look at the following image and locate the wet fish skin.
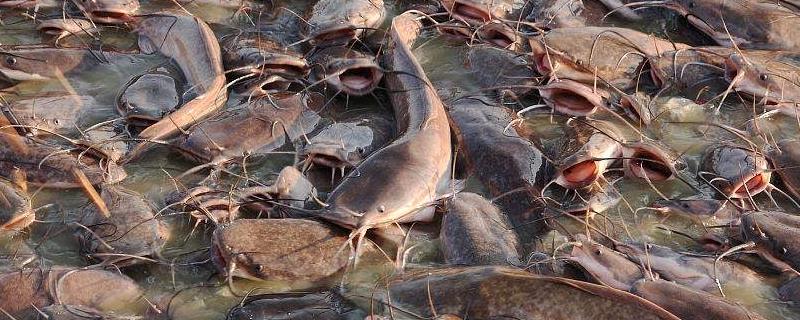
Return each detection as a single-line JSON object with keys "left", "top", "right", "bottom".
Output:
{"left": 769, "top": 139, "right": 800, "bottom": 200}
{"left": 364, "top": 266, "right": 679, "bottom": 319}
{"left": 117, "top": 72, "right": 180, "bottom": 127}
{"left": 131, "top": 14, "right": 227, "bottom": 159}
{"left": 631, "top": 279, "right": 766, "bottom": 320}
{"left": 305, "top": 0, "right": 386, "bottom": 46}
{"left": 175, "top": 92, "right": 322, "bottom": 164}
{"left": 440, "top": 192, "right": 522, "bottom": 266}
{"left": 699, "top": 143, "right": 771, "bottom": 199}
{"left": 321, "top": 12, "right": 452, "bottom": 230}
{"left": 0, "top": 177, "right": 33, "bottom": 232}
{"left": 566, "top": 235, "right": 645, "bottom": 291}
{"left": 741, "top": 211, "right": 800, "bottom": 271}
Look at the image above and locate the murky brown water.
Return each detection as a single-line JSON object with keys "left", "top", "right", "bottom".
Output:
{"left": 2, "top": 0, "right": 800, "bottom": 319}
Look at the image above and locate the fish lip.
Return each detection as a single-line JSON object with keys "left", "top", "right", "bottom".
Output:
{"left": 618, "top": 94, "right": 651, "bottom": 125}
{"left": 300, "top": 144, "right": 357, "bottom": 169}
{"left": 728, "top": 171, "right": 771, "bottom": 198}
{"left": 478, "top": 22, "right": 519, "bottom": 50}
{"left": 539, "top": 80, "right": 605, "bottom": 116}
{"left": 326, "top": 59, "right": 383, "bottom": 96}
{"left": 555, "top": 159, "right": 600, "bottom": 189}
{"left": 88, "top": 10, "right": 136, "bottom": 24}
{"left": 240, "top": 75, "right": 303, "bottom": 96}
{"left": 443, "top": 0, "right": 492, "bottom": 24}
{"left": 436, "top": 22, "right": 472, "bottom": 39}
{"left": 623, "top": 143, "right": 679, "bottom": 181}
{"left": 0, "top": 68, "right": 49, "bottom": 82}
{"left": 310, "top": 24, "right": 358, "bottom": 46}
{"left": 246, "top": 55, "right": 310, "bottom": 79}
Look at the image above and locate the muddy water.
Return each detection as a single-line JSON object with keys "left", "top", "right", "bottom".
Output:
{"left": 2, "top": 0, "right": 800, "bottom": 319}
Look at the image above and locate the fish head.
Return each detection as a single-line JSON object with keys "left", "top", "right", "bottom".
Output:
{"left": 622, "top": 140, "right": 685, "bottom": 181}
{"left": 306, "top": 0, "right": 386, "bottom": 47}
{"left": 617, "top": 92, "right": 652, "bottom": 125}
{"left": 700, "top": 143, "right": 771, "bottom": 199}
{"left": 221, "top": 34, "right": 309, "bottom": 79}
{"left": 73, "top": 0, "right": 139, "bottom": 24}
{"left": 725, "top": 53, "right": 800, "bottom": 111}
{"left": 300, "top": 122, "right": 376, "bottom": 171}
{"left": 117, "top": 73, "right": 180, "bottom": 127}
{"left": 567, "top": 234, "right": 644, "bottom": 291}
{"left": 36, "top": 19, "right": 95, "bottom": 36}
{"left": 314, "top": 48, "right": 383, "bottom": 96}
{"left": 0, "top": 51, "right": 52, "bottom": 86}
{"left": 477, "top": 21, "right": 520, "bottom": 51}
{"left": 554, "top": 121, "right": 622, "bottom": 189}
{"left": 439, "top": 0, "right": 513, "bottom": 25}
{"left": 538, "top": 79, "right": 607, "bottom": 116}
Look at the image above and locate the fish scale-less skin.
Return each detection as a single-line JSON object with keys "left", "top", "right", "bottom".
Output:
{"left": 321, "top": 13, "right": 451, "bottom": 229}
{"left": 440, "top": 192, "right": 521, "bottom": 266}
{"left": 742, "top": 211, "right": 800, "bottom": 271}
{"left": 632, "top": 279, "right": 766, "bottom": 320}
{"left": 371, "top": 266, "right": 679, "bottom": 319}
{"left": 770, "top": 139, "right": 800, "bottom": 199}
{"left": 447, "top": 95, "right": 551, "bottom": 242}
{"left": 211, "top": 219, "right": 350, "bottom": 281}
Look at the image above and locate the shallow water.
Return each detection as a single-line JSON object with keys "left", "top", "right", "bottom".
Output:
{"left": 2, "top": 0, "right": 800, "bottom": 319}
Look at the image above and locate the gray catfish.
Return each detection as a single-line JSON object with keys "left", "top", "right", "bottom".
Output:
{"left": 550, "top": 119, "right": 623, "bottom": 189}
{"left": 3, "top": 94, "right": 97, "bottom": 137}
{"left": 699, "top": 143, "right": 771, "bottom": 199}
{"left": 117, "top": 72, "right": 180, "bottom": 127}
{"left": 319, "top": 13, "right": 452, "bottom": 246}
{"left": 740, "top": 211, "right": 800, "bottom": 271}
{"left": 130, "top": 14, "right": 226, "bottom": 159}
{"left": 440, "top": 192, "right": 521, "bottom": 266}
{"left": 566, "top": 234, "right": 646, "bottom": 291}
{"left": 72, "top": 0, "right": 139, "bottom": 24}
{"left": 768, "top": 139, "right": 800, "bottom": 200}
{"left": 308, "top": 46, "right": 384, "bottom": 96}
{"left": 724, "top": 51, "right": 800, "bottom": 116}
{"left": 77, "top": 185, "right": 169, "bottom": 266}
{"left": 305, "top": 0, "right": 386, "bottom": 46}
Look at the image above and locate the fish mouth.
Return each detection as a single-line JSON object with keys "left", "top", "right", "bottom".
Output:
{"left": 37, "top": 26, "right": 67, "bottom": 35}
{"left": 0, "top": 68, "right": 49, "bottom": 82}
{"left": 533, "top": 49, "right": 554, "bottom": 75}
{"left": 446, "top": 1, "right": 492, "bottom": 23}
{"left": 300, "top": 145, "right": 356, "bottom": 170}
{"left": 619, "top": 94, "right": 651, "bottom": 125}
{"left": 557, "top": 160, "right": 600, "bottom": 188}
{"left": 624, "top": 147, "right": 675, "bottom": 181}
{"left": 0, "top": 212, "right": 34, "bottom": 231}
{"left": 479, "top": 23, "right": 518, "bottom": 49}
{"left": 311, "top": 25, "right": 357, "bottom": 46}
{"left": 89, "top": 10, "right": 135, "bottom": 24}
{"left": 328, "top": 61, "right": 383, "bottom": 96}
{"left": 253, "top": 56, "right": 310, "bottom": 79}
{"left": 539, "top": 80, "right": 605, "bottom": 116}
{"left": 436, "top": 22, "right": 472, "bottom": 39}
{"left": 729, "top": 172, "right": 770, "bottom": 198}
{"left": 239, "top": 75, "right": 305, "bottom": 96}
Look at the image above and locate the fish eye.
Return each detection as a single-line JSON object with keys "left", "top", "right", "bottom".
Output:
{"left": 255, "top": 264, "right": 264, "bottom": 272}
{"left": 5, "top": 56, "right": 16, "bottom": 66}
{"left": 377, "top": 205, "right": 385, "bottom": 213}
{"left": 759, "top": 74, "right": 769, "bottom": 81}
{"left": 595, "top": 249, "right": 603, "bottom": 255}
{"left": 575, "top": 59, "right": 583, "bottom": 66}
{"left": 356, "top": 147, "right": 365, "bottom": 154}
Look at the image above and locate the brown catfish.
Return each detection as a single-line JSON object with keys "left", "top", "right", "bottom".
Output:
{"left": 0, "top": 134, "right": 126, "bottom": 188}
{"left": 647, "top": 47, "right": 732, "bottom": 89}
{"left": 211, "top": 219, "right": 350, "bottom": 282}
{"left": 466, "top": 44, "right": 539, "bottom": 98}
{"left": 530, "top": 27, "right": 688, "bottom": 89}
{"left": 130, "top": 14, "right": 226, "bottom": 159}
{"left": 440, "top": 192, "right": 521, "bottom": 266}
{"left": 525, "top": 0, "right": 587, "bottom": 29}
{"left": 319, "top": 13, "right": 452, "bottom": 238}
{"left": 305, "top": 0, "right": 386, "bottom": 46}
{"left": 622, "top": 139, "right": 687, "bottom": 181}
{"left": 724, "top": 51, "right": 800, "bottom": 116}
{"left": 77, "top": 185, "right": 169, "bottom": 266}
{"left": 227, "top": 291, "right": 363, "bottom": 320}
{"left": 657, "top": 0, "right": 800, "bottom": 50}
{"left": 699, "top": 143, "right": 771, "bottom": 199}
{"left": 769, "top": 139, "right": 800, "bottom": 200}
{"left": 37, "top": 19, "right": 97, "bottom": 43}
{"left": 364, "top": 266, "right": 679, "bottom": 319}
{"left": 741, "top": 211, "right": 800, "bottom": 271}
{"left": 447, "top": 94, "right": 551, "bottom": 241}
{"left": 538, "top": 79, "right": 609, "bottom": 116}
{"left": 175, "top": 92, "right": 322, "bottom": 164}
{"left": 631, "top": 279, "right": 766, "bottom": 320}
{"left": 0, "top": 267, "right": 145, "bottom": 319}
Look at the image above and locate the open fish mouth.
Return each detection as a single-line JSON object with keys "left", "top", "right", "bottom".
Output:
{"left": 728, "top": 172, "right": 771, "bottom": 198}
{"left": 328, "top": 61, "right": 383, "bottom": 96}
{"left": 436, "top": 22, "right": 472, "bottom": 39}
{"left": 556, "top": 159, "right": 600, "bottom": 188}
{"left": 249, "top": 56, "right": 309, "bottom": 79}
{"left": 445, "top": 0, "right": 492, "bottom": 23}
{"left": 240, "top": 75, "right": 305, "bottom": 95}
{"left": 478, "top": 22, "right": 518, "bottom": 49}
{"left": 300, "top": 146, "right": 355, "bottom": 170}
{"left": 623, "top": 144, "right": 678, "bottom": 181}
{"left": 539, "top": 80, "right": 606, "bottom": 116}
